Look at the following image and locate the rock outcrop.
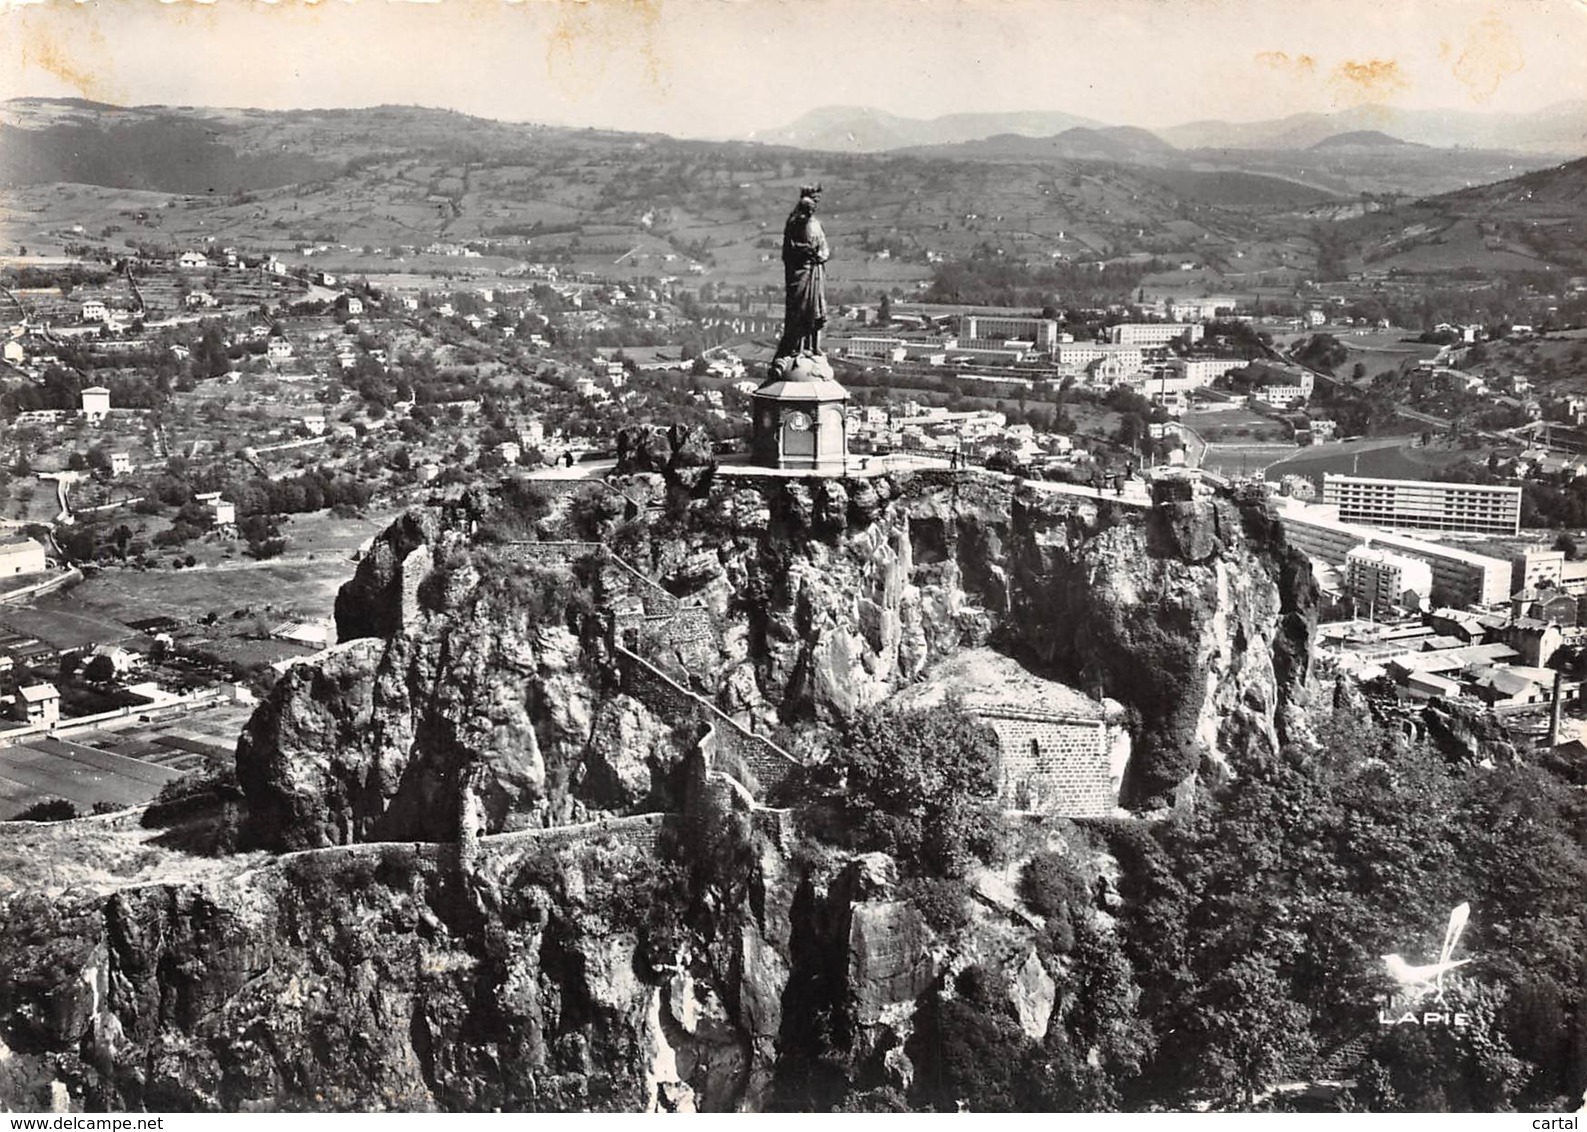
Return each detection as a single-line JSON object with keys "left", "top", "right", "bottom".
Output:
{"left": 0, "top": 469, "right": 1323, "bottom": 1112}
{"left": 241, "top": 470, "right": 1315, "bottom": 848}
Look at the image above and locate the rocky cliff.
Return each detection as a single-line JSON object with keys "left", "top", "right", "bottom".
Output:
{"left": 0, "top": 459, "right": 1319, "bottom": 1112}
{"left": 240, "top": 463, "right": 1314, "bottom": 843}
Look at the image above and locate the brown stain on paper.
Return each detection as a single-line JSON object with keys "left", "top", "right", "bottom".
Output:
{"left": 17, "top": 12, "right": 118, "bottom": 105}
{"left": 1255, "top": 50, "right": 1316, "bottom": 75}
{"left": 545, "top": 0, "right": 671, "bottom": 100}
{"left": 1451, "top": 11, "right": 1524, "bottom": 103}
{"left": 1329, "top": 57, "right": 1409, "bottom": 103}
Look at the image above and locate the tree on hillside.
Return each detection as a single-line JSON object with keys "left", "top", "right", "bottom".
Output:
{"left": 1295, "top": 334, "right": 1348, "bottom": 374}
{"left": 820, "top": 700, "right": 999, "bottom": 878}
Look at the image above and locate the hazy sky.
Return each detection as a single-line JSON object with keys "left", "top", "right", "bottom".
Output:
{"left": 3, "top": 0, "right": 1587, "bottom": 138}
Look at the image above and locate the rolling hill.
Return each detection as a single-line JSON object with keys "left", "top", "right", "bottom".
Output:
{"left": 0, "top": 97, "right": 1356, "bottom": 297}
{"left": 1308, "top": 130, "right": 1421, "bottom": 151}
{"left": 899, "top": 125, "right": 1179, "bottom": 164}
{"left": 1336, "top": 155, "right": 1587, "bottom": 273}
{"left": 1159, "top": 100, "right": 1587, "bottom": 154}
{"left": 5, "top": 97, "right": 1583, "bottom": 299}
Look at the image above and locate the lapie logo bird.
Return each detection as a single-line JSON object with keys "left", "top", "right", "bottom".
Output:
{"left": 1382, "top": 903, "right": 1472, "bottom": 1005}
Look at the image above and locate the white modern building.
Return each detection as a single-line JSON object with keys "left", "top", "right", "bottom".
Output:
{"left": 1345, "top": 544, "right": 1434, "bottom": 617}
{"left": 1322, "top": 474, "right": 1523, "bottom": 536}
{"left": 831, "top": 335, "right": 908, "bottom": 362}
{"left": 960, "top": 315, "right": 1060, "bottom": 354}
{"left": 1276, "top": 499, "right": 1513, "bottom": 607}
{"left": 1108, "top": 322, "right": 1204, "bottom": 347}
{"left": 0, "top": 535, "right": 47, "bottom": 577}
{"left": 1055, "top": 342, "right": 1145, "bottom": 372}
{"left": 80, "top": 386, "right": 111, "bottom": 422}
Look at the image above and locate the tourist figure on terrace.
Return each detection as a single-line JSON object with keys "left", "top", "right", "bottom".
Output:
{"left": 774, "top": 185, "right": 829, "bottom": 360}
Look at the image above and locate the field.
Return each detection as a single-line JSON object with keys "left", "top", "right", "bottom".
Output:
{"left": 1261, "top": 436, "right": 1488, "bottom": 487}
{"left": 1182, "top": 408, "right": 1291, "bottom": 444}
{"left": 0, "top": 700, "right": 256, "bottom": 823}
{"left": 0, "top": 736, "right": 183, "bottom": 820}
{"left": 1199, "top": 444, "right": 1299, "bottom": 479}
{"left": 3, "top": 554, "right": 362, "bottom": 653}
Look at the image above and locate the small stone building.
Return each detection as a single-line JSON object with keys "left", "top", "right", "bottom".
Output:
{"left": 975, "top": 705, "right": 1115, "bottom": 815}
{"left": 891, "top": 649, "right": 1122, "bottom": 817}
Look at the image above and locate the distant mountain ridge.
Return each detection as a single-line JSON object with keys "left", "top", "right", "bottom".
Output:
{"left": 759, "top": 100, "right": 1587, "bottom": 157}
{"left": 900, "top": 125, "right": 1180, "bottom": 163}
{"left": 746, "top": 105, "right": 1108, "bottom": 153}
{"left": 1157, "top": 101, "right": 1587, "bottom": 154}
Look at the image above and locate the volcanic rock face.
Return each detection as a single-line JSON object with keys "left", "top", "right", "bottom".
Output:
{"left": 0, "top": 470, "right": 1318, "bottom": 1112}
{"left": 239, "top": 471, "right": 1314, "bottom": 847}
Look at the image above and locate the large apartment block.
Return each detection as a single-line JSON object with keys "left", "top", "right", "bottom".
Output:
{"left": 1321, "top": 474, "right": 1522, "bottom": 536}
{"left": 1107, "top": 322, "right": 1204, "bottom": 347}
{"left": 1277, "top": 499, "right": 1512, "bottom": 607}
{"left": 1345, "top": 544, "right": 1434, "bottom": 615}
{"left": 959, "top": 315, "right": 1059, "bottom": 353}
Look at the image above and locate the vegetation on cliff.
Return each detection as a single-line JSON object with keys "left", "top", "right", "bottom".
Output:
{"left": 802, "top": 701, "right": 1000, "bottom": 878}
{"left": 1104, "top": 692, "right": 1587, "bottom": 1110}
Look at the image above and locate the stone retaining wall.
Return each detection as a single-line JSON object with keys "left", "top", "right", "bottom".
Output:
{"left": 616, "top": 644, "right": 801, "bottom": 800}
{"left": 981, "top": 713, "right": 1113, "bottom": 816}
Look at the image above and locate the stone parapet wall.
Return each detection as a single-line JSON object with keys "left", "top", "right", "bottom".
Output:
{"left": 476, "top": 811, "right": 670, "bottom": 864}
{"left": 501, "top": 540, "right": 603, "bottom": 566}
{"left": 605, "top": 554, "right": 682, "bottom": 616}
{"left": 616, "top": 644, "right": 800, "bottom": 800}
{"left": 637, "top": 606, "right": 714, "bottom": 653}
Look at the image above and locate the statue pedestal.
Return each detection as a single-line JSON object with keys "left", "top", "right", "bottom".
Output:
{"left": 751, "top": 352, "right": 849, "bottom": 472}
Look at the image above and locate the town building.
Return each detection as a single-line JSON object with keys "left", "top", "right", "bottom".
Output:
{"left": 1277, "top": 499, "right": 1512, "bottom": 606}
{"left": 0, "top": 535, "right": 47, "bottom": 577}
{"left": 266, "top": 336, "right": 294, "bottom": 361}
{"left": 80, "top": 300, "right": 109, "bottom": 323}
{"left": 80, "top": 386, "right": 111, "bottom": 422}
{"left": 178, "top": 251, "right": 209, "bottom": 270}
{"left": 1252, "top": 381, "right": 1312, "bottom": 408}
{"left": 196, "top": 492, "right": 236, "bottom": 527}
{"left": 1345, "top": 544, "right": 1434, "bottom": 617}
{"left": 11, "top": 682, "right": 60, "bottom": 725}
{"left": 109, "top": 452, "right": 132, "bottom": 476}
{"left": 960, "top": 315, "right": 1059, "bottom": 354}
{"left": 1321, "top": 474, "right": 1523, "bottom": 536}
{"left": 1509, "top": 546, "right": 1565, "bottom": 593}
{"left": 830, "top": 335, "right": 908, "bottom": 362}
{"left": 1108, "top": 322, "right": 1204, "bottom": 347}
